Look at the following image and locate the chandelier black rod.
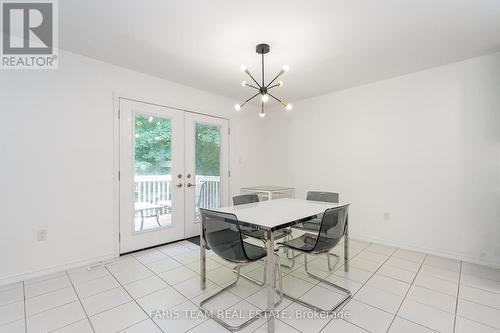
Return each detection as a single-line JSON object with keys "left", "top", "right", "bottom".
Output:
{"left": 243, "top": 92, "right": 260, "bottom": 105}
{"left": 265, "top": 71, "right": 282, "bottom": 89}
{"left": 245, "top": 70, "right": 260, "bottom": 87}
{"left": 261, "top": 53, "right": 265, "bottom": 87}
{"left": 267, "top": 92, "right": 283, "bottom": 104}
{"left": 246, "top": 83, "right": 260, "bottom": 90}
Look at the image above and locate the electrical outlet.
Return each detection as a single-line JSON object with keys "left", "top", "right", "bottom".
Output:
{"left": 383, "top": 212, "right": 391, "bottom": 221}
{"left": 37, "top": 230, "right": 47, "bottom": 241}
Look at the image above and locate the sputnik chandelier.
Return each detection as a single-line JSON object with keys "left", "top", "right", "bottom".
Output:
{"left": 235, "top": 43, "right": 292, "bottom": 118}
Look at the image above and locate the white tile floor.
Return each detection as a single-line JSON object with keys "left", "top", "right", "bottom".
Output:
{"left": 1, "top": 238, "right": 500, "bottom": 333}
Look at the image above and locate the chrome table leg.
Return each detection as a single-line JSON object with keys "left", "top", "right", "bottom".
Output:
{"left": 200, "top": 218, "right": 206, "bottom": 290}
{"left": 344, "top": 216, "right": 349, "bottom": 272}
{"left": 266, "top": 229, "right": 275, "bottom": 333}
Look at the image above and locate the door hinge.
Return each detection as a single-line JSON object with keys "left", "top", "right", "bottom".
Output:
{"left": 118, "top": 109, "right": 121, "bottom": 119}
{"left": 228, "top": 127, "right": 230, "bottom": 135}
{"left": 118, "top": 232, "right": 121, "bottom": 242}
{"left": 118, "top": 171, "right": 120, "bottom": 181}
{"left": 228, "top": 170, "right": 231, "bottom": 177}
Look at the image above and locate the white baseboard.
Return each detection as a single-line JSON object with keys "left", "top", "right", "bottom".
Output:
{"left": 351, "top": 232, "right": 500, "bottom": 269}
{"left": 0, "top": 253, "right": 116, "bottom": 287}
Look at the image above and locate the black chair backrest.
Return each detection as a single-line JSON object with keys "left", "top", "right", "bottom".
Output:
{"left": 233, "top": 194, "right": 260, "bottom": 206}
{"left": 200, "top": 208, "right": 250, "bottom": 263}
{"left": 312, "top": 204, "right": 349, "bottom": 253}
{"left": 306, "top": 191, "right": 339, "bottom": 203}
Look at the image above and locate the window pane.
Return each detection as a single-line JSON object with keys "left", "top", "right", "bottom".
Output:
{"left": 194, "top": 123, "right": 221, "bottom": 222}
{"left": 133, "top": 114, "right": 172, "bottom": 231}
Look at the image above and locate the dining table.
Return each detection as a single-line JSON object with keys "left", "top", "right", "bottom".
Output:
{"left": 199, "top": 198, "right": 350, "bottom": 333}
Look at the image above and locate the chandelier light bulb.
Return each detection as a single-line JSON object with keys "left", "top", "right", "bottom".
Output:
{"left": 234, "top": 104, "right": 241, "bottom": 111}
{"left": 278, "top": 80, "right": 284, "bottom": 87}
{"left": 282, "top": 65, "right": 289, "bottom": 72}
{"left": 240, "top": 64, "right": 247, "bottom": 72}
{"left": 241, "top": 80, "right": 247, "bottom": 87}
{"left": 259, "top": 110, "right": 266, "bottom": 118}
{"left": 286, "top": 103, "right": 293, "bottom": 111}
{"left": 261, "top": 94, "right": 269, "bottom": 103}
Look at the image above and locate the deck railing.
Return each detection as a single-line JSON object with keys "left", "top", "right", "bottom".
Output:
{"left": 134, "top": 174, "right": 220, "bottom": 207}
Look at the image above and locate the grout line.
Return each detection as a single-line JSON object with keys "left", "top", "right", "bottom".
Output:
{"left": 67, "top": 271, "right": 114, "bottom": 287}
{"left": 115, "top": 318, "right": 148, "bottom": 332}
{"left": 341, "top": 247, "right": 398, "bottom": 307}
{"left": 459, "top": 279, "right": 500, "bottom": 296}
{"left": 385, "top": 254, "right": 427, "bottom": 333}
{"left": 316, "top": 243, "right": 395, "bottom": 332}
{"left": 453, "top": 261, "right": 462, "bottom": 333}
{"left": 46, "top": 318, "right": 93, "bottom": 333}
{"left": 0, "top": 283, "right": 24, "bottom": 293}
{"left": 319, "top": 245, "right": 397, "bottom": 332}
{"left": 336, "top": 319, "right": 372, "bottom": 333}
{"left": 453, "top": 315, "right": 500, "bottom": 331}
{"left": 22, "top": 272, "right": 67, "bottom": 287}
{"left": 392, "top": 317, "right": 441, "bottom": 333}
{"left": 132, "top": 251, "right": 238, "bottom": 332}
{"left": 104, "top": 265, "right": 166, "bottom": 333}
{"left": 65, "top": 271, "right": 97, "bottom": 333}
{"left": 120, "top": 249, "right": 235, "bottom": 331}
{"left": 457, "top": 296, "right": 500, "bottom": 311}
{"left": 23, "top": 285, "right": 71, "bottom": 301}
{"left": 26, "top": 299, "right": 83, "bottom": 320}
{"left": 23, "top": 281, "right": 27, "bottom": 333}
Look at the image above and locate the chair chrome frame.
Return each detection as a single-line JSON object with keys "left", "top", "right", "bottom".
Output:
{"left": 231, "top": 194, "right": 293, "bottom": 286}
{"left": 231, "top": 238, "right": 268, "bottom": 286}
{"left": 282, "top": 247, "right": 338, "bottom": 271}
{"left": 279, "top": 246, "right": 351, "bottom": 313}
{"left": 287, "top": 191, "right": 340, "bottom": 270}
{"left": 278, "top": 205, "right": 351, "bottom": 314}
{"left": 231, "top": 234, "right": 294, "bottom": 286}
{"left": 199, "top": 253, "right": 283, "bottom": 331}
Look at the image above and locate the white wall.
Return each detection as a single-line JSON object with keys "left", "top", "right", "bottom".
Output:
{"left": 263, "top": 52, "right": 500, "bottom": 267}
{"left": 0, "top": 50, "right": 266, "bottom": 284}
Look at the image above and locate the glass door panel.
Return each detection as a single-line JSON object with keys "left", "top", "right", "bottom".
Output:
{"left": 193, "top": 122, "right": 221, "bottom": 222}
{"left": 184, "top": 114, "right": 229, "bottom": 238}
{"left": 133, "top": 114, "right": 172, "bottom": 231}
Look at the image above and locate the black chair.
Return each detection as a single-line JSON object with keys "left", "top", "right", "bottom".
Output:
{"left": 233, "top": 194, "right": 292, "bottom": 241}
{"left": 287, "top": 191, "right": 340, "bottom": 269}
{"left": 278, "top": 204, "right": 351, "bottom": 313}
{"left": 199, "top": 208, "right": 283, "bottom": 331}
{"left": 295, "top": 191, "right": 340, "bottom": 232}
{"left": 232, "top": 194, "right": 260, "bottom": 206}
{"left": 231, "top": 194, "right": 293, "bottom": 286}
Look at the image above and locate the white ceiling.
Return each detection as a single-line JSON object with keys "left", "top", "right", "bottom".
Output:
{"left": 60, "top": 0, "right": 500, "bottom": 102}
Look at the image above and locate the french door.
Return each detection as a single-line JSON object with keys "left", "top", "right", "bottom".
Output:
{"left": 119, "top": 99, "right": 229, "bottom": 253}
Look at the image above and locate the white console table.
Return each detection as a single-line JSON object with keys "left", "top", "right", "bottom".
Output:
{"left": 240, "top": 185, "right": 295, "bottom": 201}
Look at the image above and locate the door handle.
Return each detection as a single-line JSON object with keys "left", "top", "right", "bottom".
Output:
{"left": 176, "top": 183, "right": 183, "bottom": 188}
{"left": 186, "top": 183, "right": 195, "bottom": 188}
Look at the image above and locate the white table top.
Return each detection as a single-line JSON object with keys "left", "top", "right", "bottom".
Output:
{"left": 208, "top": 198, "right": 349, "bottom": 231}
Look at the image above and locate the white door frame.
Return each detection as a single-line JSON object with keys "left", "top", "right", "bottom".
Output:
{"left": 112, "top": 94, "right": 231, "bottom": 257}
